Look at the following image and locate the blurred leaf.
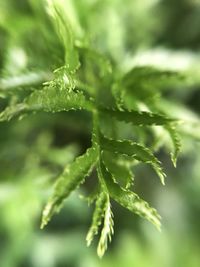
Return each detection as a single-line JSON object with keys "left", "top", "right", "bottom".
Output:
{"left": 101, "top": 108, "right": 175, "bottom": 126}
{"left": 46, "top": 0, "right": 80, "bottom": 72}
{"left": 41, "top": 146, "right": 98, "bottom": 228}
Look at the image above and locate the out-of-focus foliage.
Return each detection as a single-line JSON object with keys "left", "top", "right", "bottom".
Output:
{"left": 0, "top": 0, "right": 200, "bottom": 266}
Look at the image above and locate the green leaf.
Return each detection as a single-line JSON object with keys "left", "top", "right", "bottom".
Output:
{"left": 0, "top": 103, "right": 28, "bottom": 122}
{"left": 46, "top": 0, "right": 80, "bottom": 72}
{"left": 158, "top": 99, "right": 200, "bottom": 141}
{"left": 112, "top": 67, "right": 183, "bottom": 108}
{"left": 0, "top": 71, "right": 52, "bottom": 91}
{"left": 100, "top": 134, "right": 166, "bottom": 185}
{"left": 99, "top": 160, "right": 161, "bottom": 230}
{"left": 101, "top": 108, "right": 175, "bottom": 126}
{"left": 123, "top": 66, "right": 182, "bottom": 92}
{"left": 102, "top": 151, "right": 134, "bottom": 189}
{"left": 86, "top": 192, "right": 108, "bottom": 247}
{"left": 97, "top": 194, "right": 114, "bottom": 258}
{"left": 165, "top": 125, "right": 181, "bottom": 167}
{"left": 26, "top": 86, "right": 94, "bottom": 112}
{"left": 0, "top": 87, "right": 94, "bottom": 121}
{"left": 41, "top": 146, "right": 98, "bottom": 229}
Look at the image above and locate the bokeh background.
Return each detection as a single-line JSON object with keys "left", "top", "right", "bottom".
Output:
{"left": 0, "top": 0, "right": 200, "bottom": 266}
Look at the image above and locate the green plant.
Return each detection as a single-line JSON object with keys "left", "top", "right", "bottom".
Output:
{"left": 0, "top": 0, "right": 199, "bottom": 258}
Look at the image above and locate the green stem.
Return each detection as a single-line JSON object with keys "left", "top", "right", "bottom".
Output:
{"left": 92, "top": 110, "right": 109, "bottom": 192}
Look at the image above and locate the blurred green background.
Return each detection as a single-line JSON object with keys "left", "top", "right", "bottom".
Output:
{"left": 0, "top": 0, "right": 200, "bottom": 266}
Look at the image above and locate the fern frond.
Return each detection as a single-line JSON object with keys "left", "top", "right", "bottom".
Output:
{"left": 111, "top": 66, "right": 183, "bottom": 109}
{"left": 41, "top": 146, "right": 98, "bottom": 229}
{"left": 26, "top": 86, "right": 94, "bottom": 112}
{"left": 122, "top": 66, "right": 181, "bottom": 90}
{"left": 86, "top": 192, "right": 108, "bottom": 247}
{"left": 101, "top": 108, "right": 175, "bottom": 126}
{"left": 0, "top": 0, "right": 195, "bottom": 258}
{"left": 165, "top": 125, "right": 181, "bottom": 167}
{"left": 0, "top": 87, "right": 94, "bottom": 121}
{"left": 100, "top": 134, "right": 166, "bottom": 185}
{"left": 97, "top": 194, "right": 114, "bottom": 258}
{"left": 99, "top": 160, "right": 161, "bottom": 230}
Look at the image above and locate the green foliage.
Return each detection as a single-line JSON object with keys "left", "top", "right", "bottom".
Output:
{"left": 96, "top": 194, "right": 114, "bottom": 258}
{"left": 86, "top": 191, "right": 114, "bottom": 258}
{"left": 165, "top": 125, "right": 182, "bottom": 167}
{"left": 46, "top": 0, "right": 80, "bottom": 72}
{"left": 100, "top": 134, "right": 166, "bottom": 185}
{"left": 41, "top": 146, "right": 98, "bottom": 229}
{"left": 86, "top": 192, "right": 108, "bottom": 247}
{"left": 101, "top": 109, "right": 176, "bottom": 126}
{"left": 0, "top": 0, "right": 200, "bottom": 259}
{"left": 99, "top": 160, "right": 161, "bottom": 229}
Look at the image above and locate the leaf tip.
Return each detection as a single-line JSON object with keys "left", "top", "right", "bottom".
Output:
{"left": 86, "top": 232, "right": 93, "bottom": 247}
{"left": 171, "top": 154, "right": 177, "bottom": 168}
{"left": 40, "top": 201, "right": 54, "bottom": 229}
{"left": 158, "top": 171, "right": 166, "bottom": 185}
